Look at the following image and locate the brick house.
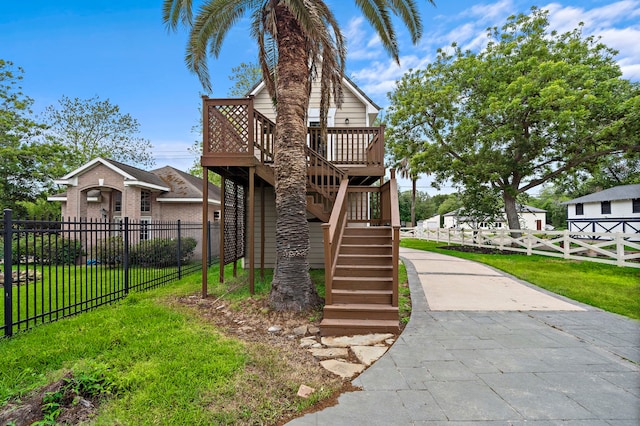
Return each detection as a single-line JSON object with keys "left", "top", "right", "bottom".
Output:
{"left": 48, "top": 157, "right": 221, "bottom": 258}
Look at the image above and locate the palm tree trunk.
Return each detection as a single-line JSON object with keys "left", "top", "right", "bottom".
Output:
{"left": 269, "top": 5, "right": 322, "bottom": 311}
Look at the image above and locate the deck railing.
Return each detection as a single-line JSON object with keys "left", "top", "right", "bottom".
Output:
{"left": 203, "top": 97, "right": 383, "bottom": 169}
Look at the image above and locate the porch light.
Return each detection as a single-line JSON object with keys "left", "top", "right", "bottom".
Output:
{"left": 344, "top": 118, "right": 349, "bottom": 125}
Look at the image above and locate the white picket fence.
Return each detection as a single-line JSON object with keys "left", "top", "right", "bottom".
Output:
{"left": 401, "top": 227, "right": 640, "bottom": 268}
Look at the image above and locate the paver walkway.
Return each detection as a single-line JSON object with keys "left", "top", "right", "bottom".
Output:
{"left": 288, "top": 247, "right": 640, "bottom": 425}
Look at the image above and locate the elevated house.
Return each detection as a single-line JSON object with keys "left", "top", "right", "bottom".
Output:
{"left": 201, "top": 76, "right": 401, "bottom": 336}
{"left": 562, "top": 184, "right": 640, "bottom": 239}
{"left": 442, "top": 205, "right": 547, "bottom": 231}
{"left": 48, "top": 157, "right": 221, "bottom": 259}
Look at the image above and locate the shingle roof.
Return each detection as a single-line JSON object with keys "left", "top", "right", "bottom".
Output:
{"left": 562, "top": 184, "right": 640, "bottom": 205}
{"left": 151, "top": 166, "right": 221, "bottom": 201}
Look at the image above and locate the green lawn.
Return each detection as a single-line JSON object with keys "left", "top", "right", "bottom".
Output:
{"left": 0, "top": 265, "right": 337, "bottom": 425}
{"left": 401, "top": 238, "right": 640, "bottom": 319}
{"left": 2, "top": 263, "right": 198, "bottom": 335}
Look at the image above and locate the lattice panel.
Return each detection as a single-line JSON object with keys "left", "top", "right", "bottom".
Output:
{"left": 223, "top": 179, "right": 246, "bottom": 265}
{"left": 206, "top": 104, "right": 250, "bottom": 154}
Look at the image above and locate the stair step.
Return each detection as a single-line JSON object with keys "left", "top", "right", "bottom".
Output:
{"left": 341, "top": 235, "right": 392, "bottom": 245}
{"left": 344, "top": 226, "right": 392, "bottom": 236}
{"left": 319, "top": 318, "right": 399, "bottom": 336}
{"left": 337, "top": 254, "right": 393, "bottom": 265}
{"left": 332, "top": 276, "right": 393, "bottom": 290}
{"left": 323, "top": 304, "right": 398, "bottom": 320}
{"left": 334, "top": 264, "right": 393, "bottom": 277}
{"left": 340, "top": 244, "right": 392, "bottom": 255}
{"left": 332, "top": 289, "right": 392, "bottom": 304}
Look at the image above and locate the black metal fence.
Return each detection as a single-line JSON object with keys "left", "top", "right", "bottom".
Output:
{"left": 1, "top": 210, "right": 219, "bottom": 337}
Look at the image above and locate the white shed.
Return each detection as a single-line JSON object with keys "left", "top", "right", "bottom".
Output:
{"left": 562, "top": 184, "right": 640, "bottom": 236}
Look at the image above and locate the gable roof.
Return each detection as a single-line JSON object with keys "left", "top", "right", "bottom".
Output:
{"left": 248, "top": 75, "right": 381, "bottom": 118}
{"left": 562, "top": 184, "right": 640, "bottom": 205}
{"left": 55, "top": 157, "right": 170, "bottom": 191}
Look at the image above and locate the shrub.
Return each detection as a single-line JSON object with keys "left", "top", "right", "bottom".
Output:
{"left": 10, "top": 233, "right": 83, "bottom": 265}
{"left": 94, "top": 236, "right": 124, "bottom": 266}
{"left": 130, "top": 237, "right": 197, "bottom": 267}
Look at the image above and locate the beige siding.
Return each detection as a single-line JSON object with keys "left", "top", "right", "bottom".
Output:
{"left": 253, "top": 79, "right": 368, "bottom": 127}
{"left": 250, "top": 187, "right": 325, "bottom": 269}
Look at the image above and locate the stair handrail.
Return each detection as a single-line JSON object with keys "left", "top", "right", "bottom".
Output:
{"left": 321, "top": 178, "right": 350, "bottom": 305}
{"left": 389, "top": 169, "right": 401, "bottom": 307}
{"left": 306, "top": 146, "right": 345, "bottom": 202}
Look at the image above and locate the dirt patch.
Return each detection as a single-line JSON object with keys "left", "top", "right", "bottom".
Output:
{"left": 0, "top": 373, "right": 101, "bottom": 426}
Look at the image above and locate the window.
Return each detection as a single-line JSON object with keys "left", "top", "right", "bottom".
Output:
{"left": 633, "top": 198, "right": 640, "bottom": 214}
{"left": 601, "top": 201, "right": 611, "bottom": 215}
{"left": 140, "top": 218, "right": 151, "bottom": 241}
{"left": 575, "top": 203, "right": 584, "bottom": 215}
{"left": 113, "top": 191, "right": 122, "bottom": 213}
{"left": 140, "top": 190, "right": 151, "bottom": 212}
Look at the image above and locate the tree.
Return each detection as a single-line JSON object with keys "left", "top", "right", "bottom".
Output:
{"left": 228, "top": 62, "right": 262, "bottom": 97}
{"left": 386, "top": 8, "right": 640, "bottom": 234}
{"left": 42, "top": 95, "right": 155, "bottom": 171}
{"left": 0, "top": 60, "right": 64, "bottom": 215}
{"left": 398, "top": 190, "right": 435, "bottom": 225}
{"left": 164, "top": 0, "right": 433, "bottom": 311}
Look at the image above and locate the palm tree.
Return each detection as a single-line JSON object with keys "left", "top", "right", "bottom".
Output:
{"left": 164, "top": 0, "right": 434, "bottom": 311}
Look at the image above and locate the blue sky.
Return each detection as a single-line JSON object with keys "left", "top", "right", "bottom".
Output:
{"left": 2, "top": 0, "right": 639, "bottom": 194}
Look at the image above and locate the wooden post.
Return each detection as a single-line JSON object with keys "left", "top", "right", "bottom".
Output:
{"left": 260, "top": 181, "right": 265, "bottom": 280}
{"left": 219, "top": 175, "right": 226, "bottom": 283}
{"left": 248, "top": 167, "right": 255, "bottom": 294}
{"left": 616, "top": 233, "right": 624, "bottom": 267}
{"left": 202, "top": 166, "right": 209, "bottom": 297}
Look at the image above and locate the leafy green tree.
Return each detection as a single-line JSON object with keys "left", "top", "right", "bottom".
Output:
{"left": 398, "top": 190, "right": 435, "bottom": 225}
{"left": 436, "top": 194, "right": 461, "bottom": 217}
{"left": 228, "top": 62, "right": 262, "bottom": 97}
{"left": 528, "top": 186, "right": 569, "bottom": 230}
{"left": 42, "top": 95, "right": 155, "bottom": 171}
{"left": 164, "top": 0, "right": 433, "bottom": 311}
{"left": 0, "top": 60, "right": 64, "bottom": 215}
{"left": 387, "top": 8, "right": 640, "bottom": 233}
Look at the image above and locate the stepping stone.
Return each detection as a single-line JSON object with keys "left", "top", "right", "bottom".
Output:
{"left": 308, "top": 347, "right": 349, "bottom": 360}
{"left": 351, "top": 345, "right": 388, "bottom": 366}
{"left": 320, "top": 359, "right": 365, "bottom": 379}
{"left": 321, "top": 333, "right": 395, "bottom": 348}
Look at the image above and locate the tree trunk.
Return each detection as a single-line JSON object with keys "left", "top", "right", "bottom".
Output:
{"left": 411, "top": 177, "right": 416, "bottom": 227}
{"left": 503, "top": 191, "right": 522, "bottom": 238}
{"left": 269, "top": 5, "right": 322, "bottom": 311}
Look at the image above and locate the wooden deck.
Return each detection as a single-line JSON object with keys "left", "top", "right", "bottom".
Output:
{"left": 201, "top": 96, "right": 400, "bottom": 336}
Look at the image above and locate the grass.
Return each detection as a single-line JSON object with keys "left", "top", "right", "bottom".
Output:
{"left": 0, "top": 264, "right": 339, "bottom": 425}
{"left": 2, "top": 263, "right": 199, "bottom": 335}
{"left": 401, "top": 239, "right": 640, "bottom": 320}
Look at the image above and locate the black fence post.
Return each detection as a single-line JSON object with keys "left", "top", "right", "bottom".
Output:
{"left": 177, "top": 220, "right": 182, "bottom": 280}
{"left": 123, "top": 217, "right": 129, "bottom": 295}
{"left": 3, "top": 209, "right": 14, "bottom": 337}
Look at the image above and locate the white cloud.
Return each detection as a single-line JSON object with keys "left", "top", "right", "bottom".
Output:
{"left": 347, "top": 0, "right": 639, "bottom": 109}
{"left": 543, "top": 0, "right": 640, "bottom": 80}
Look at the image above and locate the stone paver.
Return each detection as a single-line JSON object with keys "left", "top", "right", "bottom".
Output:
{"left": 287, "top": 247, "right": 640, "bottom": 425}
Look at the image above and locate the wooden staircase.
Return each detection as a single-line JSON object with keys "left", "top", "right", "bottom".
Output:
{"left": 320, "top": 225, "right": 400, "bottom": 336}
